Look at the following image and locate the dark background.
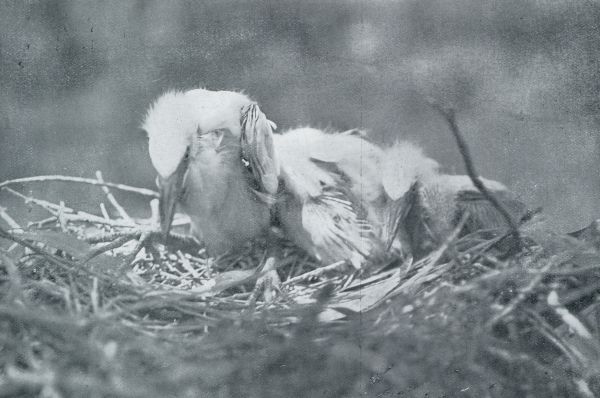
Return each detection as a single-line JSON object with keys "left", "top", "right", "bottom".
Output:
{"left": 1, "top": 0, "right": 599, "bottom": 230}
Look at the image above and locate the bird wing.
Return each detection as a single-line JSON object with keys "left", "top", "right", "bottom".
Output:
{"left": 273, "top": 128, "right": 384, "bottom": 202}
{"left": 273, "top": 129, "right": 379, "bottom": 267}
{"left": 300, "top": 189, "right": 374, "bottom": 267}
{"left": 424, "top": 174, "right": 527, "bottom": 232}
{"left": 399, "top": 174, "right": 529, "bottom": 258}
{"left": 454, "top": 189, "right": 529, "bottom": 232}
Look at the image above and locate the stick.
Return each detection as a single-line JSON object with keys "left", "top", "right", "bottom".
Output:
{"left": 95, "top": 171, "right": 135, "bottom": 224}
{"left": 81, "top": 234, "right": 137, "bottom": 264}
{"left": 0, "top": 227, "right": 109, "bottom": 280}
{"left": 0, "top": 175, "right": 158, "bottom": 198}
{"left": 99, "top": 203, "right": 111, "bottom": 220}
{"left": 487, "top": 256, "right": 558, "bottom": 327}
{"left": 84, "top": 230, "right": 143, "bottom": 244}
{"left": 282, "top": 260, "right": 347, "bottom": 286}
{"left": 431, "top": 104, "right": 522, "bottom": 252}
{"left": 4, "top": 188, "right": 138, "bottom": 228}
{"left": 122, "top": 230, "right": 151, "bottom": 267}
{"left": 0, "top": 206, "right": 22, "bottom": 231}
{"left": 27, "top": 216, "right": 57, "bottom": 229}
{"left": 2, "top": 187, "right": 67, "bottom": 215}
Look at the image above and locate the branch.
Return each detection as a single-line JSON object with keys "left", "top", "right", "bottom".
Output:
{"left": 0, "top": 227, "right": 108, "bottom": 280}
{"left": 95, "top": 171, "right": 135, "bottom": 224}
{"left": 0, "top": 175, "right": 158, "bottom": 198}
{"left": 0, "top": 206, "right": 22, "bottom": 231}
{"left": 487, "top": 256, "right": 558, "bottom": 327}
{"left": 3, "top": 187, "right": 137, "bottom": 228}
{"left": 282, "top": 260, "right": 347, "bottom": 286}
{"left": 80, "top": 234, "right": 137, "bottom": 264}
{"left": 122, "top": 230, "right": 151, "bottom": 267}
{"left": 431, "top": 104, "right": 522, "bottom": 252}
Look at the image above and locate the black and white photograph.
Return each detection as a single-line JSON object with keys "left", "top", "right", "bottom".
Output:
{"left": 1, "top": 1, "right": 600, "bottom": 397}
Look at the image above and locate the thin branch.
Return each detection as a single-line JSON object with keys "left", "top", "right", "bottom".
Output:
{"left": 2, "top": 186, "right": 68, "bottom": 215}
{"left": 523, "top": 308, "right": 587, "bottom": 369}
{"left": 0, "top": 227, "right": 109, "bottom": 280}
{"left": 58, "top": 201, "right": 68, "bottom": 231}
{"left": 0, "top": 175, "right": 158, "bottom": 198}
{"left": 27, "top": 216, "right": 57, "bottom": 229}
{"left": 122, "top": 230, "right": 151, "bottom": 267}
{"left": 84, "top": 230, "right": 143, "bottom": 244}
{"left": 431, "top": 104, "right": 522, "bottom": 252}
{"left": 487, "top": 256, "right": 559, "bottom": 327}
{"left": 95, "top": 171, "right": 135, "bottom": 224}
{"left": 65, "top": 213, "right": 137, "bottom": 228}
{"left": 283, "top": 260, "right": 347, "bottom": 286}
{"left": 3, "top": 187, "right": 138, "bottom": 228}
{"left": 99, "top": 202, "right": 111, "bottom": 220}
{"left": 81, "top": 235, "right": 138, "bottom": 264}
{"left": 0, "top": 206, "right": 22, "bottom": 230}
{"left": 390, "top": 213, "right": 469, "bottom": 297}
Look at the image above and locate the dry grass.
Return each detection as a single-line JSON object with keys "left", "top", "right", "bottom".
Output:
{"left": 1, "top": 175, "right": 600, "bottom": 398}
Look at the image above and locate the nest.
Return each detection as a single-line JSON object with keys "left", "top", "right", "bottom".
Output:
{"left": 1, "top": 174, "right": 600, "bottom": 398}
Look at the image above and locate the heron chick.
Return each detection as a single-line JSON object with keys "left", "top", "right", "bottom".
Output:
{"left": 143, "top": 88, "right": 527, "bottom": 269}
{"left": 143, "top": 89, "right": 277, "bottom": 255}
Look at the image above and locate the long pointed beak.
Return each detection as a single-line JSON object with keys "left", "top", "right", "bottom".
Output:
{"left": 158, "top": 148, "right": 190, "bottom": 241}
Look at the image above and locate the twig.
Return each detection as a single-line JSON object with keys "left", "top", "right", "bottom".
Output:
{"left": 81, "top": 235, "right": 137, "bottom": 264}
{"left": 27, "top": 216, "right": 57, "bottom": 229}
{"left": 65, "top": 213, "right": 137, "bottom": 228}
{"left": 523, "top": 308, "right": 586, "bottom": 368}
{"left": 0, "top": 227, "right": 109, "bottom": 280}
{"left": 84, "top": 230, "right": 144, "bottom": 244}
{"left": 0, "top": 206, "right": 22, "bottom": 231}
{"left": 99, "top": 203, "right": 111, "bottom": 220}
{"left": 177, "top": 250, "right": 200, "bottom": 278}
{"left": 431, "top": 104, "right": 522, "bottom": 252}
{"left": 487, "top": 256, "right": 559, "bottom": 327}
{"left": 547, "top": 290, "right": 593, "bottom": 339}
{"left": 4, "top": 187, "right": 139, "bottom": 228}
{"left": 122, "top": 230, "right": 151, "bottom": 267}
{"left": 91, "top": 277, "right": 100, "bottom": 314}
{"left": 58, "top": 201, "right": 67, "bottom": 231}
{"left": 0, "top": 175, "right": 158, "bottom": 198}
{"left": 390, "top": 213, "right": 469, "bottom": 297}
{"left": 426, "top": 212, "right": 469, "bottom": 269}
{"left": 282, "top": 260, "right": 347, "bottom": 286}
{"left": 3, "top": 186, "right": 71, "bottom": 215}
{"left": 95, "top": 171, "right": 135, "bottom": 225}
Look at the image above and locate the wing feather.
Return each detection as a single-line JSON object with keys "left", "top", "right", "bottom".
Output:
{"left": 273, "top": 128, "right": 380, "bottom": 267}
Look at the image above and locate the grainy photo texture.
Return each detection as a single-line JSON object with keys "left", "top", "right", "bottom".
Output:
{"left": 1, "top": 1, "right": 600, "bottom": 397}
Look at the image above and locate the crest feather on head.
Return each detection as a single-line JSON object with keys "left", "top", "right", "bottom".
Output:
{"left": 381, "top": 142, "right": 440, "bottom": 200}
{"left": 143, "top": 89, "right": 257, "bottom": 177}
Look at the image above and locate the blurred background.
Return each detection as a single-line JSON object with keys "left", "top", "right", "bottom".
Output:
{"left": 0, "top": 0, "right": 599, "bottom": 230}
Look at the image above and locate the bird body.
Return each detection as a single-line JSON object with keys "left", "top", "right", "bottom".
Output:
{"left": 144, "top": 89, "right": 526, "bottom": 265}
{"left": 273, "top": 128, "right": 385, "bottom": 266}
{"left": 144, "top": 89, "right": 274, "bottom": 254}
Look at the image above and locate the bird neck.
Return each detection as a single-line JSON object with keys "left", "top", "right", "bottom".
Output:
{"left": 181, "top": 150, "right": 272, "bottom": 253}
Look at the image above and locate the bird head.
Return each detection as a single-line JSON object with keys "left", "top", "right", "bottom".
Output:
{"left": 381, "top": 142, "right": 440, "bottom": 201}
{"left": 143, "top": 89, "right": 279, "bottom": 239}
